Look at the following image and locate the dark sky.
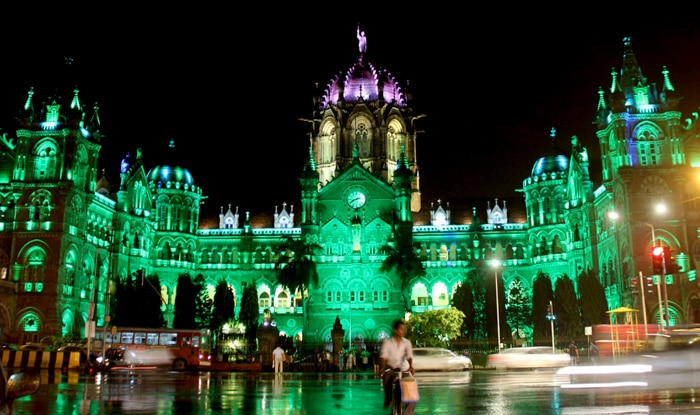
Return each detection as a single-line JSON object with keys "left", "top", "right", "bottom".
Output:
{"left": 2, "top": 12, "right": 700, "bottom": 221}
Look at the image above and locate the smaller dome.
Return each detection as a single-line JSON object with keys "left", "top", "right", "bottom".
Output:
{"left": 531, "top": 154, "right": 569, "bottom": 176}
{"left": 147, "top": 165, "right": 195, "bottom": 187}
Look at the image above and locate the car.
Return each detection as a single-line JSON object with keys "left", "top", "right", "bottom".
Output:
{"left": 488, "top": 346, "right": 571, "bottom": 369}
{"left": 58, "top": 344, "right": 90, "bottom": 364}
{"left": 57, "top": 344, "right": 87, "bottom": 353}
{"left": 20, "top": 343, "right": 50, "bottom": 351}
{"left": 0, "top": 342, "right": 19, "bottom": 350}
{"left": 558, "top": 333, "right": 700, "bottom": 390}
{"left": 98, "top": 347, "right": 175, "bottom": 369}
{"left": 411, "top": 347, "right": 472, "bottom": 371}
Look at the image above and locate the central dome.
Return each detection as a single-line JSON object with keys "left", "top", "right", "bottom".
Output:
{"left": 319, "top": 55, "right": 407, "bottom": 108}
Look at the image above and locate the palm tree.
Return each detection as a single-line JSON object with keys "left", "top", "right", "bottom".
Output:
{"left": 274, "top": 235, "right": 321, "bottom": 315}
{"left": 379, "top": 235, "right": 426, "bottom": 311}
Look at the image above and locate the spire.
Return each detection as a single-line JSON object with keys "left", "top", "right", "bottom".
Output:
{"left": 23, "top": 87, "right": 35, "bottom": 112}
{"left": 393, "top": 143, "right": 412, "bottom": 187}
{"left": 89, "top": 102, "right": 101, "bottom": 131}
{"left": 549, "top": 127, "right": 559, "bottom": 152}
{"left": 70, "top": 87, "right": 82, "bottom": 111}
{"left": 596, "top": 86, "right": 607, "bottom": 112}
{"left": 660, "top": 65, "right": 679, "bottom": 109}
{"left": 301, "top": 145, "right": 318, "bottom": 178}
{"left": 620, "top": 37, "right": 643, "bottom": 88}
{"left": 661, "top": 65, "right": 675, "bottom": 93}
{"left": 608, "top": 67, "right": 626, "bottom": 112}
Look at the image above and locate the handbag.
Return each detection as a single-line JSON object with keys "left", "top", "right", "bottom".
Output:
{"left": 400, "top": 375, "right": 420, "bottom": 403}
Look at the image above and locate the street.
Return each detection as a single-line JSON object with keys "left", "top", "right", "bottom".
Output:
{"left": 9, "top": 369, "right": 700, "bottom": 414}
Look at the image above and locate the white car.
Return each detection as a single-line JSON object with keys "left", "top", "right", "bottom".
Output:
{"left": 488, "top": 346, "right": 570, "bottom": 369}
{"left": 411, "top": 347, "right": 472, "bottom": 371}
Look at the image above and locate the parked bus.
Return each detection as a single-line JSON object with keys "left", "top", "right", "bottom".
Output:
{"left": 104, "top": 327, "right": 212, "bottom": 370}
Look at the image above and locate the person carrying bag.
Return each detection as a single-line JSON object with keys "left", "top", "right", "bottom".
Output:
{"left": 400, "top": 372, "right": 420, "bottom": 403}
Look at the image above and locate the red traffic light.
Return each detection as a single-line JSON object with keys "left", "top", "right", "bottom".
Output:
{"left": 650, "top": 246, "right": 667, "bottom": 275}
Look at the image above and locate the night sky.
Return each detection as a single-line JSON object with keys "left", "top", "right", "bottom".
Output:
{"left": 1, "top": 12, "right": 699, "bottom": 221}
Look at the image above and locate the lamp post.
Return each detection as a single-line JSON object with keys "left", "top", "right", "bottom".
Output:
{"left": 548, "top": 301, "right": 555, "bottom": 353}
{"left": 492, "top": 260, "right": 502, "bottom": 353}
{"left": 609, "top": 205, "right": 670, "bottom": 329}
{"left": 86, "top": 249, "right": 99, "bottom": 364}
{"left": 638, "top": 272, "right": 648, "bottom": 342}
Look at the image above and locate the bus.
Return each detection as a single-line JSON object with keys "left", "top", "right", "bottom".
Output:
{"left": 104, "top": 327, "right": 212, "bottom": 370}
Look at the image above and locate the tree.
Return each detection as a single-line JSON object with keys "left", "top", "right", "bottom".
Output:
{"left": 112, "top": 273, "right": 137, "bottom": 327}
{"left": 112, "top": 272, "right": 164, "bottom": 328}
{"left": 239, "top": 280, "right": 260, "bottom": 350}
{"left": 577, "top": 267, "right": 609, "bottom": 326}
{"left": 138, "top": 273, "right": 166, "bottom": 328}
{"left": 210, "top": 278, "right": 236, "bottom": 344}
{"left": 173, "top": 273, "right": 197, "bottom": 329}
{"left": 452, "top": 279, "right": 475, "bottom": 339}
{"left": 379, "top": 231, "right": 426, "bottom": 311}
{"left": 275, "top": 235, "right": 321, "bottom": 330}
{"left": 405, "top": 308, "right": 465, "bottom": 347}
{"left": 531, "top": 270, "right": 554, "bottom": 343}
{"left": 554, "top": 275, "right": 583, "bottom": 341}
{"left": 275, "top": 235, "right": 321, "bottom": 303}
{"left": 506, "top": 277, "right": 532, "bottom": 341}
{"left": 193, "top": 273, "right": 212, "bottom": 329}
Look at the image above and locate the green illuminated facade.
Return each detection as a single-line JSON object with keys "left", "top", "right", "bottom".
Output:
{"left": 0, "top": 34, "right": 699, "bottom": 348}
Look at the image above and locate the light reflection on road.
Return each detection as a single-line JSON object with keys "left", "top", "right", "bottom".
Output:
{"left": 8, "top": 368, "right": 700, "bottom": 414}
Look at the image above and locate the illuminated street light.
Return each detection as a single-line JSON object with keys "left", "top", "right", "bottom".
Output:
{"left": 609, "top": 203, "right": 670, "bottom": 328}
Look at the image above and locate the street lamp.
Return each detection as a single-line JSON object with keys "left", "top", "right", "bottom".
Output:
{"left": 609, "top": 205, "right": 670, "bottom": 329}
{"left": 491, "top": 260, "right": 502, "bottom": 353}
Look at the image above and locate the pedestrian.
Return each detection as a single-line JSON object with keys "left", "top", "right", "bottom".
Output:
{"left": 568, "top": 341, "right": 579, "bottom": 366}
{"left": 372, "top": 347, "right": 380, "bottom": 374}
{"left": 380, "top": 319, "right": 416, "bottom": 415}
{"left": 346, "top": 350, "right": 356, "bottom": 371}
{"left": 272, "top": 345, "right": 286, "bottom": 375}
{"left": 589, "top": 342, "right": 599, "bottom": 365}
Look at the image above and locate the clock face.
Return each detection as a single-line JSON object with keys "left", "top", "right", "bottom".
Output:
{"left": 346, "top": 189, "right": 366, "bottom": 209}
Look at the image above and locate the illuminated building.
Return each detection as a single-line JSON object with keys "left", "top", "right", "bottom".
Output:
{"left": 0, "top": 33, "right": 698, "bottom": 348}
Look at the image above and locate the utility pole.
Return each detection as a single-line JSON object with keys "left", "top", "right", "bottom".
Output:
{"left": 548, "top": 301, "right": 556, "bottom": 353}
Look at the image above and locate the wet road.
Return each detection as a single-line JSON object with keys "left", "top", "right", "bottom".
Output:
{"left": 9, "top": 369, "right": 700, "bottom": 414}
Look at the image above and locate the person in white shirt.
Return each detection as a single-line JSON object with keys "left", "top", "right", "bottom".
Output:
{"left": 380, "top": 319, "right": 416, "bottom": 415}
{"left": 272, "top": 345, "right": 286, "bottom": 375}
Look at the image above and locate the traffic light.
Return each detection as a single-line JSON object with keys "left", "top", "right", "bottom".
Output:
{"left": 645, "top": 276, "right": 654, "bottom": 293}
{"left": 629, "top": 277, "right": 639, "bottom": 293}
{"left": 546, "top": 303, "right": 555, "bottom": 320}
{"left": 651, "top": 246, "right": 665, "bottom": 274}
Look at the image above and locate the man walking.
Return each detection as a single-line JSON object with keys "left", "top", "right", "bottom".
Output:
{"left": 272, "top": 345, "right": 286, "bottom": 375}
{"left": 568, "top": 341, "right": 579, "bottom": 366}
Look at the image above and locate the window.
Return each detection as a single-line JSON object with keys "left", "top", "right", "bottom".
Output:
{"left": 277, "top": 291, "right": 289, "bottom": 308}
{"left": 259, "top": 292, "right": 270, "bottom": 307}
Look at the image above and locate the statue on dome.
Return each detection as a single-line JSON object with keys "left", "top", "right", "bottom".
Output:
{"left": 357, "top": 24, "right": 367, "bottom": 53}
